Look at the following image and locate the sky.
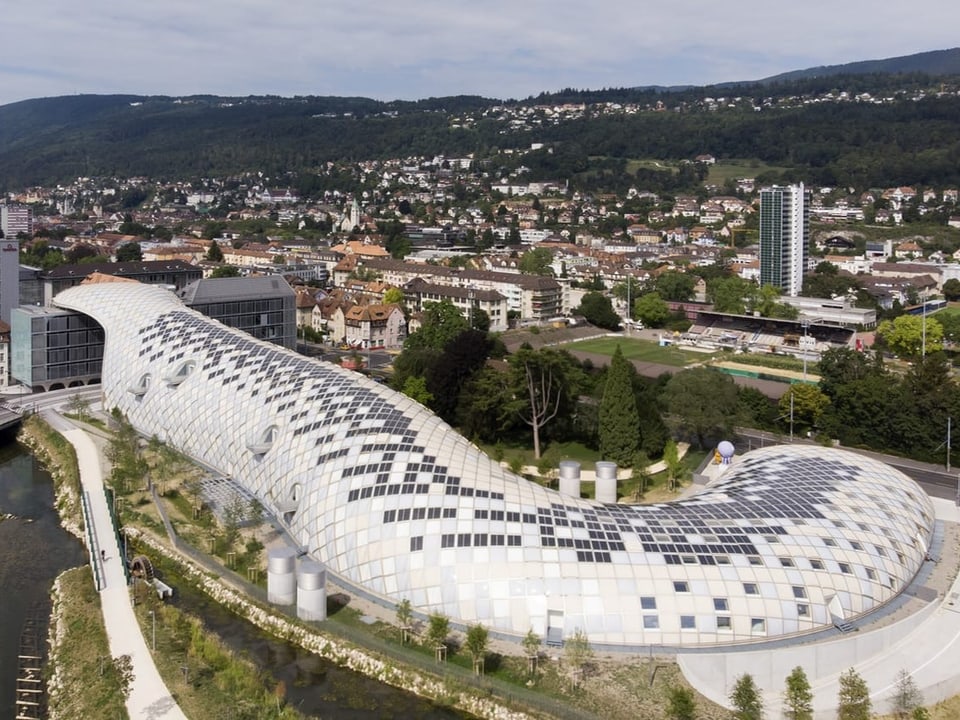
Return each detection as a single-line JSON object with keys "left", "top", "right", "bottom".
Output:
{"left": 2, "top": 1, "right": 958, "bottom": 107}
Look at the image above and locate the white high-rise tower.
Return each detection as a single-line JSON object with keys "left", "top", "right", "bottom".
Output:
{"left": 759, "top": 183, "right": 810, "bottom": 297}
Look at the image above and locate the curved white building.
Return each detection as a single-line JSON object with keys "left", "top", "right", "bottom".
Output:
{"left": 55, "top": 282, "right": 935, "bottom": 647}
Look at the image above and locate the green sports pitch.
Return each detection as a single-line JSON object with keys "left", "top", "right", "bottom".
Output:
{"left": 560, "top": 337, "right": 713, "bottom": 366}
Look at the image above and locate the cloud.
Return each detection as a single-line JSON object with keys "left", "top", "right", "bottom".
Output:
{"left": 2, "top": 0, "right": 957, "bottom": 106}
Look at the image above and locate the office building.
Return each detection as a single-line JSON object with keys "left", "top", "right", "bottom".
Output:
{"left": 759, "top": 183, "right": 810, "bottom": 297}
{"left": 178, "top": 276, "right": 297, "bottom": 350}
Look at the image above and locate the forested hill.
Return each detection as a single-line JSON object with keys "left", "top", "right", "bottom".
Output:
{"left": 758, "top": 47, "right": 960, "bottom": 84}
{"left": 1, "top": 64, "right": 959, "bottom": 191}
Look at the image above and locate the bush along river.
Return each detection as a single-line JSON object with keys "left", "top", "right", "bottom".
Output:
{"left": 0, "top": 442, "right": 85, "bottom": 718}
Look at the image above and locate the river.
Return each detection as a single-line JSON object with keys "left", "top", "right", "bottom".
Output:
{"left": 0, "top": 441, "right": 86, "bottom": 718}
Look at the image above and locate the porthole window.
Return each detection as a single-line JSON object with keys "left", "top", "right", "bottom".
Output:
{"left": 165, "top": 358, "right": 197, "bottom": 386}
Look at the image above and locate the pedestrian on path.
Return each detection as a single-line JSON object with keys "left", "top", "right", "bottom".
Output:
{"left": 101, "top": 549, "right": 106, "bottom": 562}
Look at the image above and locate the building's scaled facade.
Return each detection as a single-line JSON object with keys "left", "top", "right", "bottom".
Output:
{"left": 55, "top": 282, "right": 935, "bottom": 647}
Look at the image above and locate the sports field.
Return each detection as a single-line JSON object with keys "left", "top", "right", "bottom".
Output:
{"left": 561, "top": 337, "right": 712, "bottom": 366}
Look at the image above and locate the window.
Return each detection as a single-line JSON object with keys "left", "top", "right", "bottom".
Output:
{"left": 866, "top": 568, "right": 877, "bottom": 580}
{"left": 797, "top": 604, "right": 809, "bottom": 617}
{"left": 743, "top": 583, "right": 758, "bottom": 595}
{"left": 748, "top": 556, "right": 763, "bottom": 566}
{"left": 780, "top": 557, "right": 794, "bottom": 567}
{"left": 673, "top": 581, "right": 689, "bottom": 593}
{"left": 442, "top": 508, "right": 456, "bottom": 518}
{"left": 441, "top": 534, "right": 454, "bottom": 548}
{"left": 640, "top": 597, "right": 656, "bottom": 610}
{"left": 713, "top": 598, "right": 728, "bottom": 611}
{"left": 457, "top": 533, "right": 472, "bottom": 547}
{"left": 680, "top": 615, "right": 696, "bottom": 630}
{"left": 427, "top": 507, "right": 441, "bottom": 519}
{"left": 850, "top": 541, "right": 862, "bottom": 550}
{"left": 643, "top": 615, "right": 659, "bottom": 629}
{"left": 750, "top": 618, "right": 766, "bottom": 633}
{"left": 717, "top": 616, "right": 732, "bottom": 630}
{"left": 823, "top": 538, "right": 837, "bottom": 547}
{"left": 383, "top": 510, "right": 396, "bottom": 523}
{"left": 792, "top": 586, "right": 807, "bottom": 599}
{"left": 410, "top": 536, "right": 423, "bottom": 552}
{"left": 809, "top": 558, "right": 824, "bottom": 570}
{"left": 838, "top": 562, "right": 852, "bottom": 574}
{"left": 398, "top": 508, "right": 411, "bottom": 522}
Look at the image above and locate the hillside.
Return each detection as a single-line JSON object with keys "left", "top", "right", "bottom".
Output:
{"left": 758, "top": 47, "right": 960, "bottom": 84}
{"left": 0, "top": 48, "right": 959, "bottom": 191}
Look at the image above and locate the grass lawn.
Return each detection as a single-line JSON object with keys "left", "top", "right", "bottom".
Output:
{"left": 706, "top": 158, "right": 791, "bottom": 184}
{"left": 562, "top": 337, "right": 711, "bottom": 366}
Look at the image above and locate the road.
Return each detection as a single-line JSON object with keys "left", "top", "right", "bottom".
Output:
{"left": 736, "top": 428, "right": 959, "bottom": 501}
{"left": 298, "top": 341, "right": 396, "bottom": 379}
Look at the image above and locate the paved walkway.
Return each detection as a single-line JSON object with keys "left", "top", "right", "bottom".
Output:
{"left": 46, "top": 412, "right": 187, "bottom": 720}
{"left": 678, "top": 497, "right": 960, "bottom": 720}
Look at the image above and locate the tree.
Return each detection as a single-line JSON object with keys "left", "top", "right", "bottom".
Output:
{"left": 564, "top": 628, "right": 593, "bottom": 689}
{"left": 662, "top": 367, "right": 739, "bottom": 448}
{"left": 522, "top": 628, "right": 541, "bottom": 676}
{"left": 654, "top": 271, "right": 697, "bottom": 301}
{"left": 783, "top": 666, "right": 813, "bottom": 720}
{"left": 630, "top": 451, "right": 652, "bottom": 500}
{"left": 663, "top": 439, "right": 691, "bottom": 491}
{"left": 246, "top": 498, "right": 265, "bottom": 538}
{"left": 634, "top": 292, "right": 670, "bottom": 327}
{"left": 205, "top": 239, "right": 224, "bottom": 262}
{"left": 667, "top": 686, "right": 697, "bottom": 720}
{"left": 778, "top": 384, "right": 830, "bottom": 434}
{"left": 943, "top": 278, "right": 960, "bottom": 301}
{"left": 404, "top": 300, "right": 468, "bottom": 351}
{"left": 222, "top": 493, "right": 246, "bottom": 547}
{"left": 507, "top": 347, "right": 583, "bottom": 458}
{"left": 729, "top": 673, "right": 764, "bottom": 720}
{"left": 210, "top": 265, "right": 241, "bottom": 278}
{"left": 395, "top": 599, "right": 413, "bottom": 644}
{"left": 382, "top": 287, "right": 405, "bottom": 306}
{"left": 401, "top": 375, "right": 433, "bottom": 405}
{"left": 709, "top": 276, "right": 757, "bottom": 314}
{"left": 518, "top": 247, "right": 555, "bottom": 276}
{"left": 889, "top": 669, "right": 922, "bottom": 720}
{"left": 115, "top": 241, "right": 143, "bottom": 262}
{"left": 68, "top": 393, "right": 91, "bottom": 421}
{"left": 113, "top": 654, "right": 135, "bottom": 701}
{"left": 877, "top": 314, "right": 943, "bottom": 358}
{"left": 426, "top": 612, "right": 450, "bottom": 662}
{"left": 464, "top": 623, "right": 489, "bottom": 675}
{"left": 837, "top": 668, "right": 871, "bottom": 720}
{"left": 575, "top": 292, "right": 621, "bottom": 330}
{"left": 598, "top": 346, "right": 640, "bottom": 465}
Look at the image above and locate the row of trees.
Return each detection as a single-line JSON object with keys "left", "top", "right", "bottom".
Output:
{"left": 726, "top": 666, "right": 926, "bottom": 720}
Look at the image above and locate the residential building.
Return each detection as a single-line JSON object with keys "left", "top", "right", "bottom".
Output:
{"left": 0, "top": 204, "right": 33, "bottom": 239}
{"left": 337, "top": 303, "right": 405, "bottom": 349}
{"left": 403, "top": 277, "right": 509, "bottom": 332}
{"left": 759, "top": 183, "right": 810, "bottom": 296}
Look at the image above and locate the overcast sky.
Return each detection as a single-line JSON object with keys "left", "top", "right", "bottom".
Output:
{"left": 2, "top": 1, "right": 957, "bottom": 107}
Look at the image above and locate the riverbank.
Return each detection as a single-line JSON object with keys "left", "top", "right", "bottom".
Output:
{"left": 46, "top": 567, "right": 129, "bottom": 720}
